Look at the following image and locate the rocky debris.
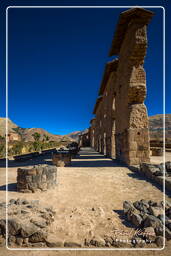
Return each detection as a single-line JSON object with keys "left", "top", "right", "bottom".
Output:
{"left": 131, "top": 213, "right": 143, "bottom": 227}
{"left": 45, "top": 234, "right": 64, "bottom": 247}
{"left": 155, "top": 236, "right": 164, "bottom": 247}
{"left": 17, "top": 164, "right": 57, "bottom": 193}
{"left": 0, "top": 199, "right": 56, "bottom": 248}
{"left": 140, "top": 162, "right": 171, "bottom": 191}
{"left": 85, "top": 237, "right": 107, "bottom": 247}
{"left": 123, "top": 199, "right": 171, "bottom": 247}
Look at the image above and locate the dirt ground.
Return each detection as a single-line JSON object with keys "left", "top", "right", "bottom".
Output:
{"left": 0, "top": 148, "right": 171, "bottom": 256}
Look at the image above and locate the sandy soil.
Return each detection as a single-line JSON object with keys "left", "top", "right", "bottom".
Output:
{"left": 0, "top": 148, "right": 171, "bottom": 255}
{"left": 150, "top": 152, "right": 171, "bottom": 164}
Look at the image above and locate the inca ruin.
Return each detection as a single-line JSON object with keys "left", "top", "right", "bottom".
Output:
{"left": 80, "top": 8, "right": 154, "bottom": 166}
{"left": 0, "top": 6, "right": 170, "bottom": 255}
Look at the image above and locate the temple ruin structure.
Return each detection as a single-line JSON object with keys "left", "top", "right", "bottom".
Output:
{"left": 80, "top": 8, "right": 154, "bottom": 165}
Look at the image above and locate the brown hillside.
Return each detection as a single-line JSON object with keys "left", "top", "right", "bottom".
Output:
{"left": 20, "top": 127, "right": 64, "bottom": 142}
{"left": 0, "top": 118, "right": 18, "bottom": 136}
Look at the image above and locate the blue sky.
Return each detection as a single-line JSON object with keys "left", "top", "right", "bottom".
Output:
{"left": 0, "top": 0, "right": 170, "bottom": 135}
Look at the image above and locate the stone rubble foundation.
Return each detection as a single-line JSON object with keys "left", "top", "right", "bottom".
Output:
{"left": 17, "top": 164, "right": 57, "bottom": 193}
{"left": 140, "top": 161, "right": 171, "bottom": 191}
{"left": 0, "top": 199, "right": 56, "bottom": 248}
{"left": 0, "top": 198, "right": 170, "bottom": 248}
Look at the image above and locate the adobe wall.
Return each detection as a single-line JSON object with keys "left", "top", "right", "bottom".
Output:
{"left": 89, "top": 8, "right": 154, "bottom": 165}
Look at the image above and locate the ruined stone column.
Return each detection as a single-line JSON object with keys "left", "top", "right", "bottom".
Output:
{"left": 93, "top": 60, "right": 118, "bottom": 158}
{"left": 93, "top": 96, "right": 103, "bottom": 153}
{"left": 109, "top": 8, "right": 154, "bottom": 165}
{"left": 90, "top": 118, "right": 96, "bottom": 148}
{"left": 111, "top": 118, "right": 116, "bottom": 158}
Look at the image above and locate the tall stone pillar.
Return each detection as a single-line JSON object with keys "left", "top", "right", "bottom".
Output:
{"left": 109, "top": 8, "right": 154, "bottom": 165}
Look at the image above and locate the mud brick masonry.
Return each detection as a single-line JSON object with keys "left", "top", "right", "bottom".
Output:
{"left": 79, "top": 8, "right": 154, "bottom": 165}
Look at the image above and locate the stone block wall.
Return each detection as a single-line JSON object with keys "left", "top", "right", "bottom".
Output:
{"left": 17, "top": 164, "right": 57, "bottom": 193}
{"left": 89, "top": 8, "right": 153, "bottom": 165}
{"left": 114, "top": 20, "right": 151, "bottom": 165}
{"left": 78, "top": 129, "right": 91, "bottom": 148}
{"left": 151, "top": 148, "right": 163, "bottom": 156}
{"left": 140, "top": 162, "right": 171, "bottom": 191}
{"left": 90, "top": 118, "right": 96, "bottom": 148}
{"left": 52, "top": 153, "right": 71, "bottom": 167}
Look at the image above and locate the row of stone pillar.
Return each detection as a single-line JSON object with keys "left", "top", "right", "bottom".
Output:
{"left": 89, "top": 8, "right": 154, "bottom": 165}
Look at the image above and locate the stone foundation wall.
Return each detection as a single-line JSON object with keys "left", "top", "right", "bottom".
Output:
{"left": 151, "top": 148, "right": 163, "bottom": 156}
{"left": 17, "top": 164, "right": 57, "bottom": 193}
{"left": 52, "top": 153, "right": 71, "bottom": 167}
{"left": 140, "top": 162, "right": 171, "bottom": 191}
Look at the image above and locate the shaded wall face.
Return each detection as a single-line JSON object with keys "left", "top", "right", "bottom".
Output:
{"left": 90, "top": 121, "right": 96, "bottom": 148}
{"left": 115, "top": 22, "right": 150, "bottom": 165}
{"left": 103, "top": 72, "right": 117, "bottom": 157}
{"left": 79, "top": 132, "right": 91, "bottom": 147}
{"left": 90, "top": 71, "right": 117, "bottom": 158}
{"left": 94, "top": 103, "right": 103, "bottom": 153}
{"left": 92, "top": 72, "right": 116, "bottom": 156}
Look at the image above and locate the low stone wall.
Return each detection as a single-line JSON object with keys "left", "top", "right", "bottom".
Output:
{"left": 151, "top": 148, "right": 163, "bottom": 156}
{"left": 140, "top": 162, "right": 171, "bottom": 191}
{"left": 17, "top": 164, "right": 57, "bottom": 193}
{"left": 123, "top": 199, "right": 171, "bottom": 247}
{"left": 52, "top": 153, "right": 71, "bottom": 167}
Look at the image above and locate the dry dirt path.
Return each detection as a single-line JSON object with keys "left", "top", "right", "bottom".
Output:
{"left": 0, "top": 148, "right": 171, "bottom": 256}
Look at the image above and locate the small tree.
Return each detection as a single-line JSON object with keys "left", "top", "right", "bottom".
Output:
{"left": 0, "top": 135, "right": 5, "bottom": 141}
{"left": 32, "top": 132, "right": 41, "bottom": 142}
{"left": 0, "top": 143, "right": 6, "bottom": 157}
{"left": 12, "top": 142, "right": 23, "bottom": 155}
{"left": 33, "top": 141, "right": 41, "bottom": 152}
{"left": 43, "top": 134, "right": 49, "bottom": 142}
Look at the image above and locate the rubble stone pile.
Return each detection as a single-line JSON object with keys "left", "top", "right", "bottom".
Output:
{"left": 123, "top": 199, "right": 171, "bottom": 247}
{"left": 0, "top": 199, "right": 56, "bottom": 248}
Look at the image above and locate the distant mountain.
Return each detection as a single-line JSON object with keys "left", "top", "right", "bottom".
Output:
{"left": 66, "top": 115, "right": 171, "bottom": 145}
{"left": 149, "top": 114, "right": 171, "bottom": 148}
{"left": 67, "top": 129, "right": 88, "bottom": 142}
{"left": 66, "top": 131, "right": 82, "bottom": 141}
{"left": 1, "top": 115, "right": 170, "bottom": 146}
{"left": 15, "top": 127, "right": 65, "bottom": 142}
{"left": 0, "top": 118, "right": 18, "bottom": 136}
{"left": 0, "top": 118, "right": 73, "bottom": 143}
{"left": 149, "top": 114, "right": 171, "bottom": 146}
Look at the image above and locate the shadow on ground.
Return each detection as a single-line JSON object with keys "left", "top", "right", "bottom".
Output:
{"left": 71, "top": 159, "right": 122, "bottom": 168}
{"left": 1, "top": 148, "right": 170, "bottom": 198}
{"left": 0, "top": 183, "right": 17, "bottom": 192}
{"left": 0, "top": 155, "right": 53, "bottom": 168}
{"left": 113, "top": 209, "right": 135, "bottom": 228}
{"left": 127, "top": 171, "right": 171, "bottom": 198}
